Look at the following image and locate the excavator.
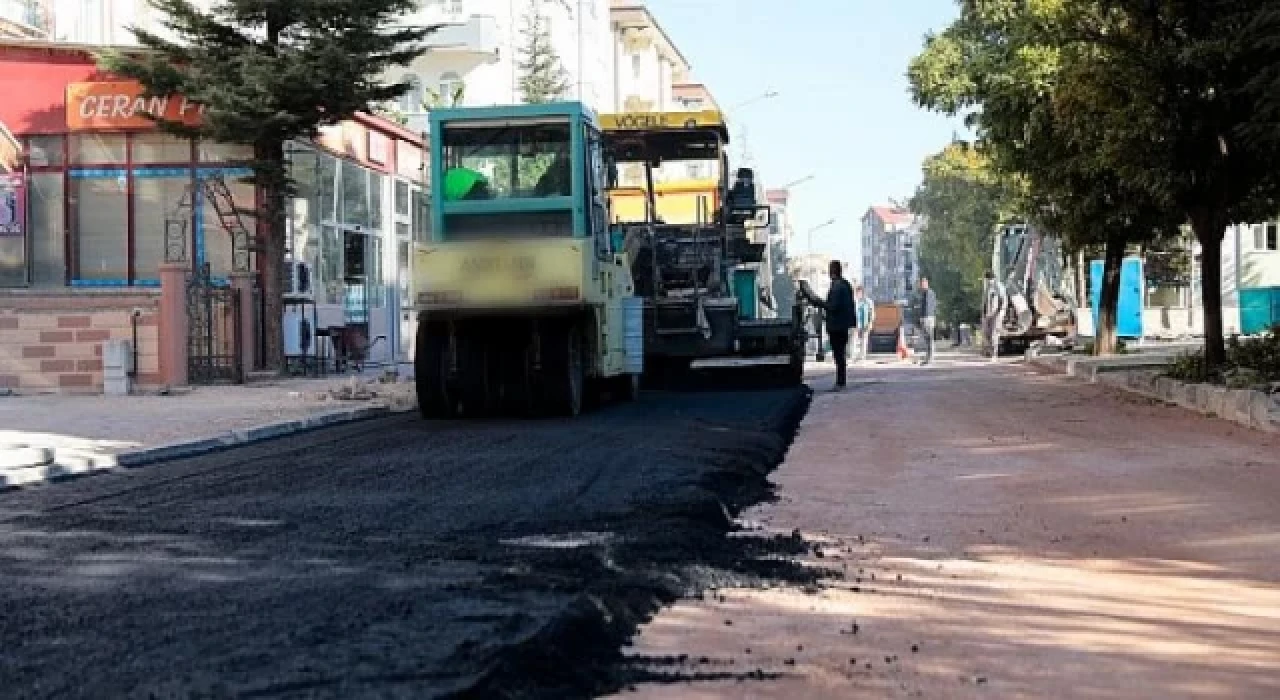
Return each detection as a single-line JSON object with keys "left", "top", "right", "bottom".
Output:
{"left": 991, "top": 223, "right": 1077, "bottom": 353}
{"left": 599, "top": 110, "right": 807, "bottom": 385}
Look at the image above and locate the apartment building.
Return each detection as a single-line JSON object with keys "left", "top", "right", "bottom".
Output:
{"left": 861, "top": 205, "right": 921, "bottom": 304}
{"left": 392, "top": 0, "right": 615, "bottom": 130}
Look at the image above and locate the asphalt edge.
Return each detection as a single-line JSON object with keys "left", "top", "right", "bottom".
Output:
{"left": 448, "top": 385, "right": 815, "bottom": 699}
{"left": 116, "top": 403, "right": 411, "bottom": 468}
{"left": 0, "top": 401, "right": 416, "bottom": 491}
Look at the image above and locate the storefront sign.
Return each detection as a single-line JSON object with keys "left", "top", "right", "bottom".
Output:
{"left": 66, "top": 82, "right": 206, "bottom": 131}
{"left": 0, "top": 173, "right": 25, "bottom": 237}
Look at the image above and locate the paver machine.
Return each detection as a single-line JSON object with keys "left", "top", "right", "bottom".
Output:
{"left": 410, "top": 103, "right": 643, "bottom": 418}
{"left": 599, "top": 110, "right": 807, "bottom": 385}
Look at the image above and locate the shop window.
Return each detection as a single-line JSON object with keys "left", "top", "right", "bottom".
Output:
{"left": 72, "top": 175, "right": 129, "bottom": 280}
{"left": 133, "top": 132, "right": 192, "bottom": 164}
{"left": 321, "top": 225, "right": 342, "bottom": 304}
{"left": 341, "top": 160, "right": 370, "bottom": 228}
{"left": 395, "top": 180, "right": 410, "bottom": 218}
{"left": 317, "top": 152, "right": 338, "bottom": 223}
{"left": 28, "top": 175, "right": 65, "bottom": 286}
{"left": 71, "top": 134, "right": 126, "bottom": 165}
{"left": 369, "top": 171, "right": 385, "bottom": 233}
{"left": 133, "top": 174, "right": 192, "bottom": 282}
{"left": 412, "top": 188, "right": 430, "bottom": 242}
{"left": 198, "top": 140, "right": 253, "bottom": 163}
{"left": 369, "top": 235, "right": 383, "bottom": 307}
{"left": 26, "top": 136, "right": 65, "bottom": 168}
{"left": 200, "top": 174, "right": 255, "bottom": 278}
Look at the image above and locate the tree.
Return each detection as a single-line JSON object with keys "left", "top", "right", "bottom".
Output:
{"left": 517, "top": 0, "right": 570, "bottom": 104}
{"left": 908, "top": 1, "right": 1180, "bottom": 354}
{"left": 102, "top": 0, "right": 431, "bottom": 371}
{"left": 910, "top": 142, "right": 1016, "bottom": 326}
{"left": 1066, "top": 0, "right": 1280, "bottom": 370}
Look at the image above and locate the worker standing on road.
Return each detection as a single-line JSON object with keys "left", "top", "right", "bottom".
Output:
{"left": 801, "top": 261, "right": 855, "bottom": 390}
{"left": 917, "top": 277, "right": 938, "bottom": 365}
{"left": 854, "top": 285, "right": 875, "bottom": 363}
{"left": 983, "top": 270, "right": 1008, "bottom": 362}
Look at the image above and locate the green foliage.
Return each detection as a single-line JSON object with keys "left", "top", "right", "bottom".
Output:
{"left": 102, "top": 0, "right": 432, "bottom": 369}
{"left": 1166, "top": 326, "right": 1280, "bottom": 385}
{"left": 517, "top": 1, "right": 570, "bottom": 104}
{"left": 910, "top": 142, "right": 1015, "bottom": 324}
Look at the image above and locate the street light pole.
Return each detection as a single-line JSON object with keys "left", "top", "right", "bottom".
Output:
{"left": 806, "top": 217, "right": 837, "bottom": 258}
{"left": 729, "top": 90, "right": 779, "bottom": 166}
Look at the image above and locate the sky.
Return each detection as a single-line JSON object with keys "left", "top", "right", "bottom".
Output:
{"left": 644, "top": 0, "right": 963, "bottom": 268}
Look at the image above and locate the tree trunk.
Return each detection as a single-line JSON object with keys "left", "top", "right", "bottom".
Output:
{"left": 1189, "top": 210, "right": 1228, "bottom": 371}
{"left": 1095, "top": 232, "right": 1125, "bottom": 356}
{"left": 255, "top": 139, "right": 288, "bottom": 373}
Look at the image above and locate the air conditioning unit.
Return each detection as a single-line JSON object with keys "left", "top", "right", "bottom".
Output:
{"left": 283, "top": 259, "right": 314, "bottom": 301}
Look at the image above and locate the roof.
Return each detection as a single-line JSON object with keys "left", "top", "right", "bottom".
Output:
{"left": 610, "top": 2, "right": 691, "bottom": 72}
{"left": 765, "top": 189, "right": 790, "bottom": 204}
{"left": 870, "top": 206, "right": 915, "bottom": 226}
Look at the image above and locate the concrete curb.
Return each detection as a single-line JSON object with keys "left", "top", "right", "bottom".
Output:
{"left": 116, "top": 404, "right": 401, "bottom": 468}
{"left": 1, "top": 400, "right": 415, "bottom": 489}
{"left": 1030, "top": 355, "right": 1277, "bottom": 434}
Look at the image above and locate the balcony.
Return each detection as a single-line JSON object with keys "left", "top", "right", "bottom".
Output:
{"left": 423, "top": 14, "right": 499, "bottom": 55}
{"left": 0, "top": 0, "right": 51, "bottom": 38}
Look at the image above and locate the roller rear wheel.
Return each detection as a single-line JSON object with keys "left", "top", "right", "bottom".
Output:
{"left": 415, "top": 322, "right": 455, "bottom": 419}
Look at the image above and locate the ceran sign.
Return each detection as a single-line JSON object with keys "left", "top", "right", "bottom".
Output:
{"left": 66, "top": 82, "right": 206, "bottom": 131}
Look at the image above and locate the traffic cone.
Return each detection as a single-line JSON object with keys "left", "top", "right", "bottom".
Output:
{"left": 896, "top": 327, "right": 910, "bottom": 361}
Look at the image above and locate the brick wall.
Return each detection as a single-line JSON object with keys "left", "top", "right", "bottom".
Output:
{"left": 0, "top": 289, "right": 161, "bottom": 394}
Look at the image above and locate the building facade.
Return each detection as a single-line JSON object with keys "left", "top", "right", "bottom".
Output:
{"left": 861, "top": 205, "right": 920, "bottom": 304}
{"left": 391, "top": 0, "right": 616, "bottom": 131}
{"left": 0, "top": 41, "right": 428, "bottom": 392}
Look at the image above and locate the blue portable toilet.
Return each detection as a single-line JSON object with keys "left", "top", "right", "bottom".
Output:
{"left": 1089, "top": 257, "right": 1144, "bottom": 338}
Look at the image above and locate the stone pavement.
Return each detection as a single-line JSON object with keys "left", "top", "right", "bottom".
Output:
{"left": 610, "top": 353, "right": 1280, "bottom": 699}
{"left": 0, "top": 374, "right": 415, "bottom": 488}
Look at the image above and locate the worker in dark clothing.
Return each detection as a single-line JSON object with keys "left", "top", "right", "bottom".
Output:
{"left": 917, "top": 276, "right": 938, "bottom": 365}
{"left": 802, "top": 260, "right": 856, "bottom": 390}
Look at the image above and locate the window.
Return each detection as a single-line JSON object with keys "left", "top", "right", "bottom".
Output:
{"left": 200, "top": 175, "right": 255, "bottom": 278}
{"left": 341, "top": 160, "right": 371, "bottom": 227}
{"left": 198, "top": 140, "right": 253, "bottom": 163}
{"left": 321, "top": 225, "right": 342, "bottom": 304}
{"left": 72, "top": 175, "right": 129, "bottom": 280}
{"left": 438, "top": 72, "right": 464, "bottom": 105}
{"left": 412, "top": 188, "right": 430, "bottom": 242}
{"left": 133, "top": 174, "right": 191, "bottom": 281}
{"left": 399, "top": 74, "right": 422, "bottom": 114}
{"left": 133, "top": 133, "right": 191, "bottom": 163}
{"left": 395, "top": 180, "right": 410, "bottom": 218}
{"left": 1259, "top": 222, "right": 1279, "bottom": 251}
{"left": 26, "top": 136, "right": 65, "bottom": 168}
{"left": 632, "top": 54, "right": 642, "bottom": 79}
{"left": 71, "top": 134, "right": 126, "bottom": 165}
{"left": 441, "top": 122, "right": 571, "bottom": 199}
{"left": 28, "top": 174, "right": 65, "bottom": 287}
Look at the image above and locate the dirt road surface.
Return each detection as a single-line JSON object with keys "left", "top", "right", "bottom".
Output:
{"left": 0, "top": 388, "right": 808, "bottom": 699}
{"left": 611, "top": 354, "right": 1280, "bottom": 699}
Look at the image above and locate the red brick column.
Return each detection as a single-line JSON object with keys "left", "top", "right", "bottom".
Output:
{"left": 230, "top": 272, "right": 257, "bottom": 374}
{"left": 158, "top": 263, "right": 188, "bottom": 386}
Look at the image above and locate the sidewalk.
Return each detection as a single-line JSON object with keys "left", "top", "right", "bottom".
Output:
{"left": 0, "top": 374, "right": 415, "bottom": 488}
{"left": 611, "top": 356, "right": 1280, "bottom": 699}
